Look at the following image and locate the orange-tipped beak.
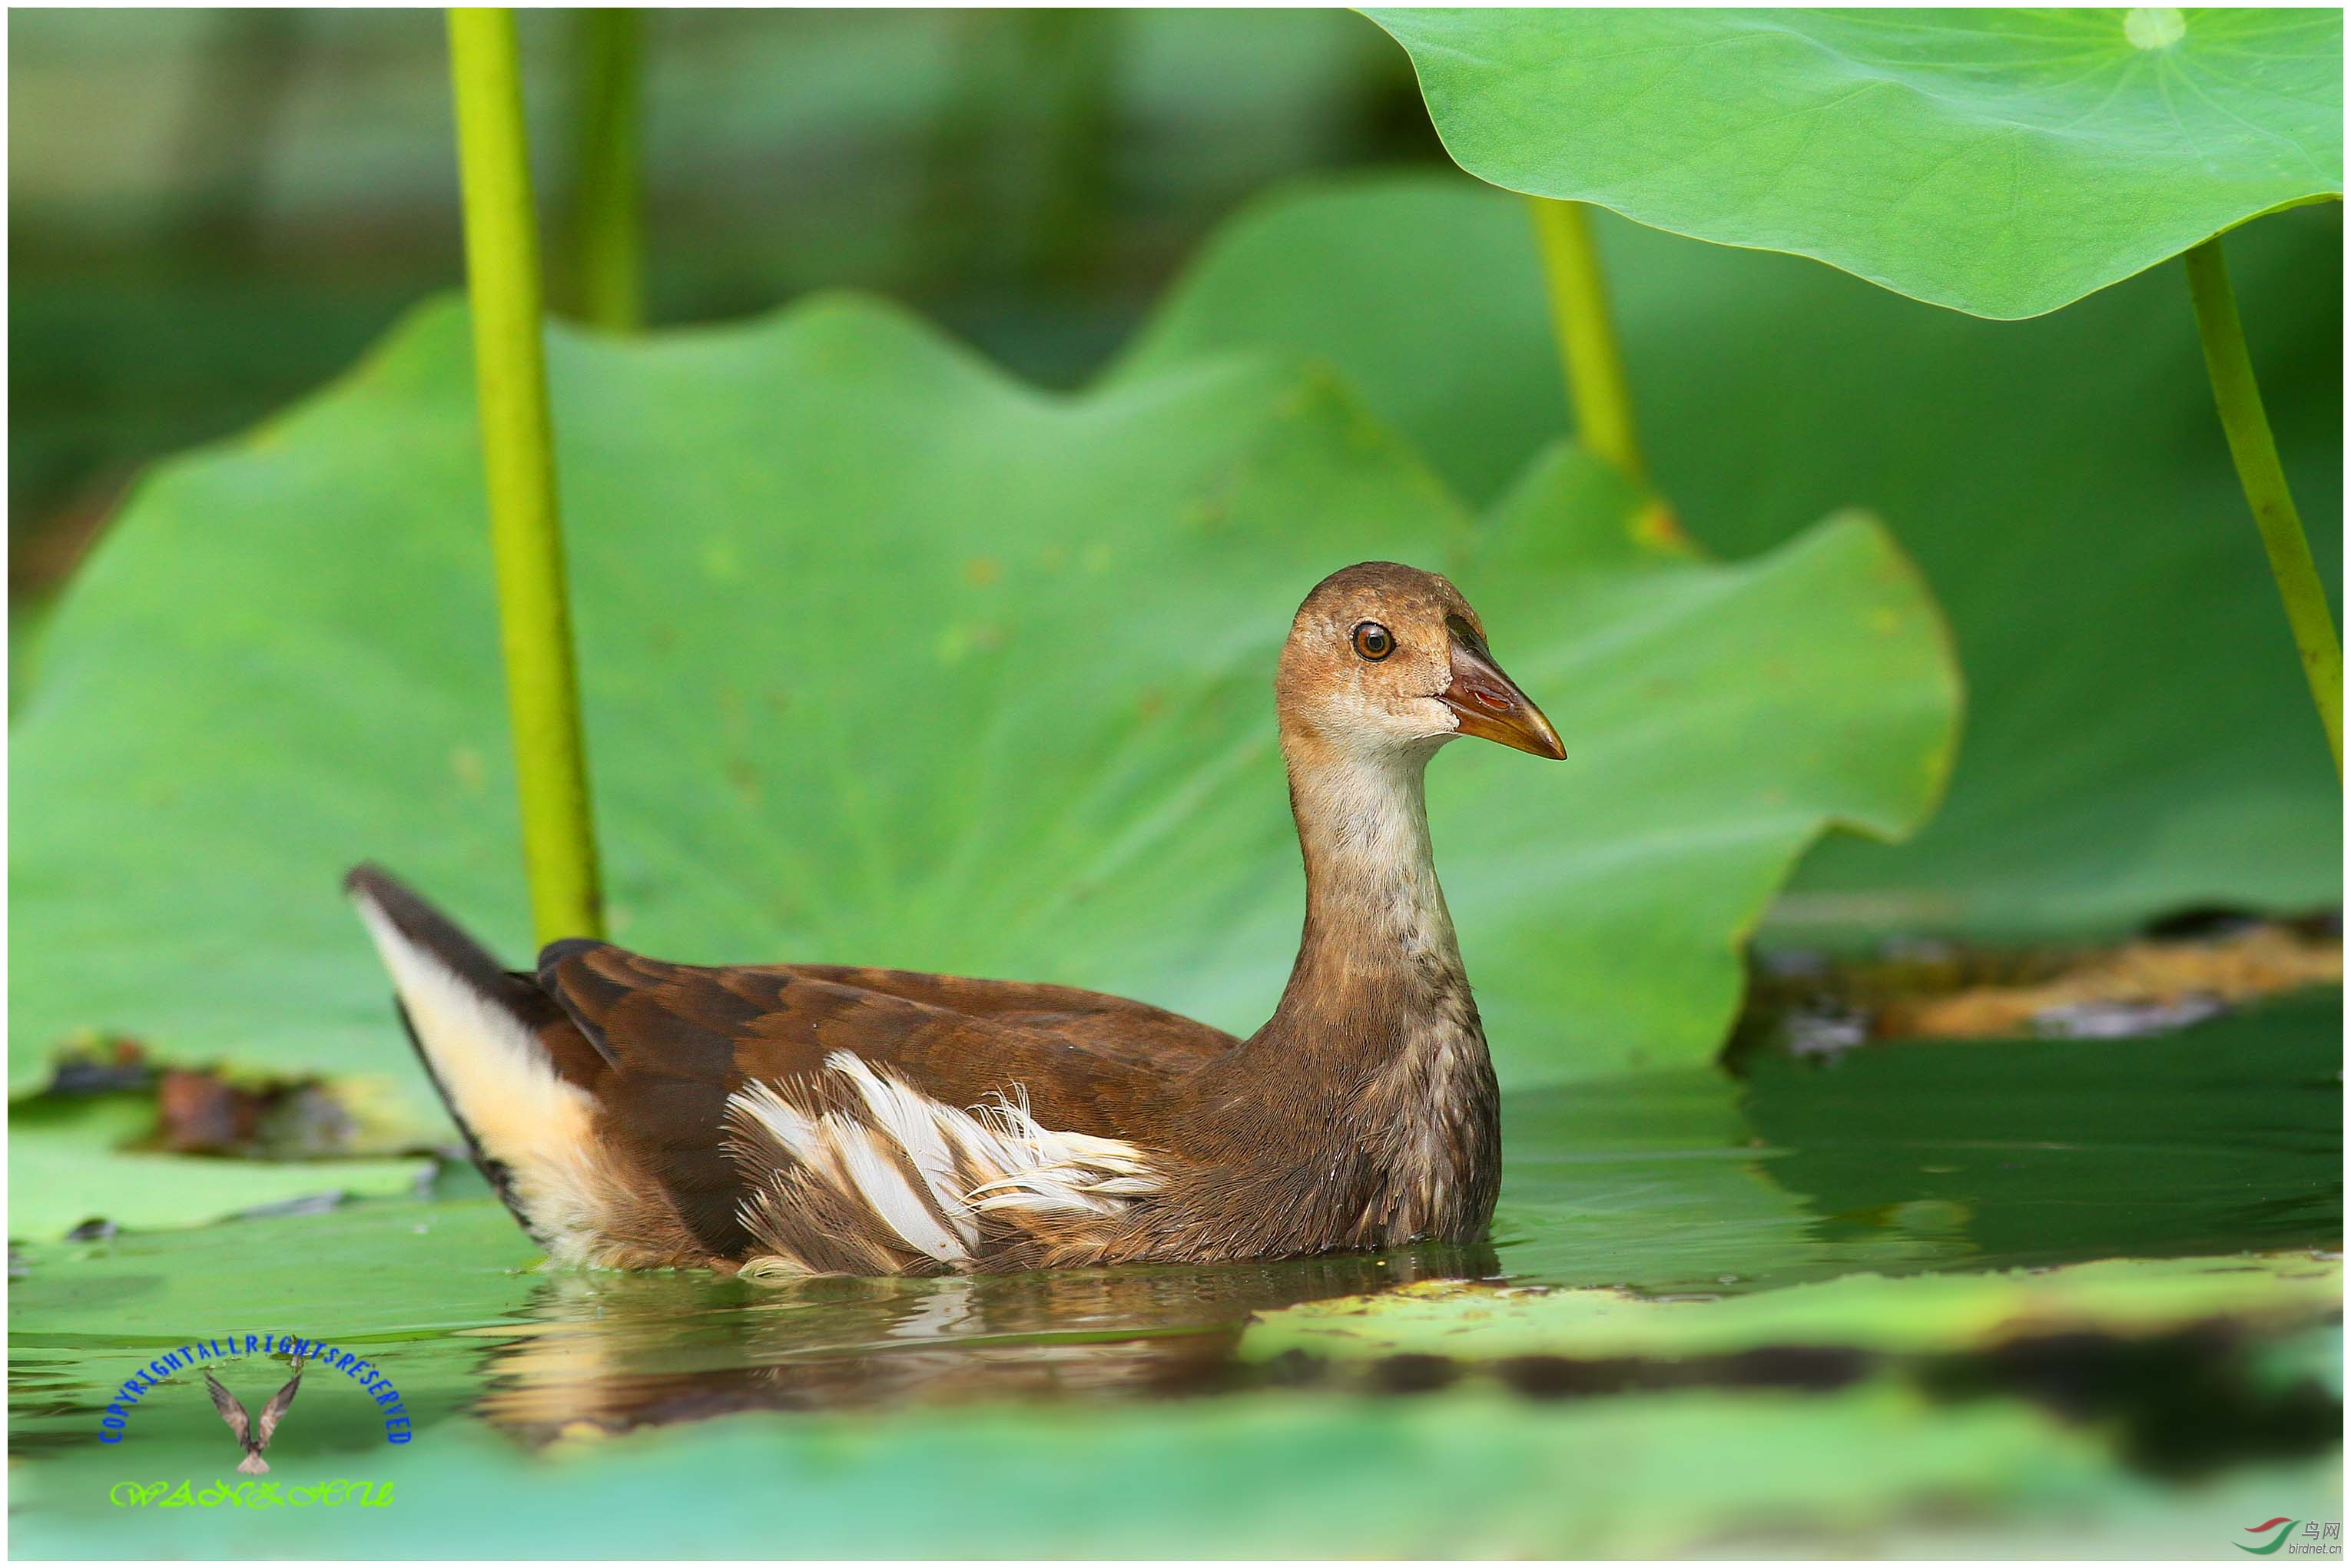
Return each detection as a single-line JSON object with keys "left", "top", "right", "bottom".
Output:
{"left": 1439, "top": 618, "right": 1564, "bottom": 760}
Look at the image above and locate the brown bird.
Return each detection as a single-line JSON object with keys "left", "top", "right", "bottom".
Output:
{"left": 349, "top": 562, "right": 1563, "bottom": 1277}
{"left": 204, "top": 1360, "right": 303, "bottom": 1474}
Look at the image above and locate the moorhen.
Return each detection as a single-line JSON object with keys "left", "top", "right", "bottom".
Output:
{"left": 350, "top": 562, "right": 1563, "bottom": 1275}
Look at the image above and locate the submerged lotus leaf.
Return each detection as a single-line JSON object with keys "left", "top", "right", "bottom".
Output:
{"left": 10, "top": 293, "right": 1953, "bottom": 1135}
{"left": 1241, "top": 1252, "right": 2346, "bottom": 1363}
{"left": 7, "top": 1093, "right": 430, "bottom": 1242}
{"left": 1365, "top": 8, "right": 2344, "bottom": 317}
{"left": 1122, "top": 176, "right": 2343, "bottom": 936}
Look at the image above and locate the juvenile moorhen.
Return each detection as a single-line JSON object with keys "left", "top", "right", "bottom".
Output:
{"left": 350, "top": 562, "right": 1563, "bottom": 1275}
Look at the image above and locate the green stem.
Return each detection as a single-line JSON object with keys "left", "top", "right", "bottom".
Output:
{"left": 1526, "top": 195, "right": 1645, "bottom": 486}
{"left": 2184, "top": 235, "right": 2343, "bottom": 778}
{"left": 570, "top": 6, "right": 644, "bottom": 332}
{"left": 447, "top": 7, "right": 606, "bottom": 942}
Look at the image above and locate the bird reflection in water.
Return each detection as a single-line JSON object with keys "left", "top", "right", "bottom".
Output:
{"left": 469, "top": 1242, "right": 1495, "bottom": 1443}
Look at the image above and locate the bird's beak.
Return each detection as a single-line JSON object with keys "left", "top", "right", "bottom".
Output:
{"left": 1440, "top": 620, "right": 1565, "bottom": 760}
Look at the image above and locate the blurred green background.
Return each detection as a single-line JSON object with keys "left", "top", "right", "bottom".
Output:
{"left": 9, "top": 8, "right": 1432, "bottom": 597}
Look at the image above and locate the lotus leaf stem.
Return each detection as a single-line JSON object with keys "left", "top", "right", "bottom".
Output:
{"left": 1527, "top": 195, "right": 1645, "bottom": 486}
{"left": 448, "top": 6, "right": 607, "bottom": 940}
{"left": 2184, "top": 235, "right": 2343, "bottom": 778}
{"left": 571, "top": 7, "right": 645, "bottom": 332}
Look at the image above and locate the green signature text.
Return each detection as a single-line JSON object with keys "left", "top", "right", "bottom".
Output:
{"left": 109, "top": 1479, "right": 393, "bottom": 1509}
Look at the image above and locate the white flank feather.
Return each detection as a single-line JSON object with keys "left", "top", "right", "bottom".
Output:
{"left": 728, "top": 1053, "right": 1159, "bottom": 1268}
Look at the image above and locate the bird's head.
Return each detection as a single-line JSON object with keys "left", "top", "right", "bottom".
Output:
{"left": 1275, "top": 562, "right": 1563, "bottom": 766}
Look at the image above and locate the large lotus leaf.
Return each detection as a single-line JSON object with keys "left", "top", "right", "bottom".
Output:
{"left": 1242, "top": 1251, "right": 2345, "bottom": 1362}
{"left": 1365, "top": 8, "right": 2345, "bottom": 319}
{"left": 1122, "top": 176, "right": 2343, "bottom": 936}
{"left": 7, "top": 1093, "right": 429, "bottom": 1242}
{"left": 10, "top": 1376, "right": 2133, "bottom": 1558}
{"left": 8, "top": 294, "right": 1953, "bottom": 1127}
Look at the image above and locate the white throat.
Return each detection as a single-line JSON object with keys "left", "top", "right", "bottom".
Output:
{"left": 1288, "top": 740, "right": 1463, "bottom": 981}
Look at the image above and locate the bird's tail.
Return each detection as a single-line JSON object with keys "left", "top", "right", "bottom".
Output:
{"left": 237, "top": 1451, "right": 269, "bottom": 1476}
{"left": 343, "top": 864, "right": 594, "bottom": 1245}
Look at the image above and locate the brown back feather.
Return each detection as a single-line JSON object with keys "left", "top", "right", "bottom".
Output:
{"left": 528, "top": 943, "right": 1229, "bottom": 1262}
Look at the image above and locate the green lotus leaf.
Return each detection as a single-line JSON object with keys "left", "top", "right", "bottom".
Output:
{"left": 9, "top": 1376, "right": 2133, "bottom": 1558}
{"left": 7, "top": 1093, "right": 429, "bottom": 1242}
{"left": 1123, "top": 175, "right": 2343, "bottom": 936}
{"left": 1242, "top": 1251, "right": 2343, "bottom": 1364}
{"left": 1365, "top": 7, "right": 2344, "bottom": 318}
{"left": 9, "top": 1188, "right": 539, "bottom": 1350}
{"left": 8, "top": 294, "right": 1955, "bottom": 1127}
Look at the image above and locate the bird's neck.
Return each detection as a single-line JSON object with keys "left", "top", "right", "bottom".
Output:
{"left": 1267, "top": 732, "right": 1470, "bottom": 1039}
{"left": 1203, "top": 728, "right": 1498, "bottom": 1248}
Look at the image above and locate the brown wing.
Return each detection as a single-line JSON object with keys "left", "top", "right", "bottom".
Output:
{"left": 760, "top": 964, "right": 1237, "bottom": 1073}
{"left": 203, "top": 1372, "right": 250, "bottom": 1447}
{"left": 533, "top": 940, "right": 1232, "bottom": 1100}
{"left": 529, "top": 941, "right": 1234, "bottom": 1259}
{"left": 254, "top": 1364, "right": 302, "bottom": 1449}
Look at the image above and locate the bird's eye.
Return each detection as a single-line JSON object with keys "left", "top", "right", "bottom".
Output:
{"left": 1352, "top": 622, "right": 1394, "bottom": 661}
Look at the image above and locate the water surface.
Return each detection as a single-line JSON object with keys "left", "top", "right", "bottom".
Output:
{"left": 11, "top": 991, "right": 2339, "bottom": 1454}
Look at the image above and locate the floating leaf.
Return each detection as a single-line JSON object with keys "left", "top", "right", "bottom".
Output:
{"left": 1366, "top": 8, "right": 2345, "bottom": 318}
{"left": 6, "top": 1094, "right": 429, "bottom": 1243}
{"left": 1242, "top": 1251, "right": 2344, "bottom": 1363}
{"left": 1124, "top": 176, "right": 2343, "bottom": 936}
{"left": 10, "top": 296, "right": 1954, "bottom": 1124}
